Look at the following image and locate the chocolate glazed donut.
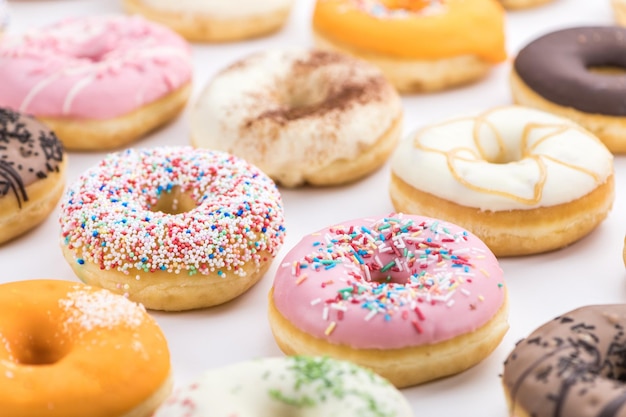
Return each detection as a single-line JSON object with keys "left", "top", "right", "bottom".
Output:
{"left": 502, "top": 305, "right": 626, "bottom": 417}
{"left": 514, "top": 27, "right": 626, "bottom": 116}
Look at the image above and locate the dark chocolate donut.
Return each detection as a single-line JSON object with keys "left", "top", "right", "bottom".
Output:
{"left": 502, "top": 305, "right": 626, "bottom": 417}
{"left": 514, "top": 27, "right": 626, "bottom": 116}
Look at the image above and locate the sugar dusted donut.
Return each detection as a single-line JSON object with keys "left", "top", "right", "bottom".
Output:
{"left": 512, "top": 26, "right": 626, "bottom": 153}
{"left": 0, "top": 107, "right": 66, "bottom": 244}
{"left": 191, "top": 49, "right": 402, "bottom": 187}
{"left": 390, "top": 106, "right": 614, "bottom": 257}
{"left": 60, "top": 147, "right": 286, "bottom": 311}
{"left": 123, "top": 0, "right": 294, "bottom": 42}
{"left": 0, "top": 15, "right": 192, "bottom": 151}
{"left": 153, "top": 356, "right": 412, "bottom": 417}
{"left": 312, "top": 0, "right": 506, "bottom": 93}
{"left": 268, "top": 214, "right": 508, "bottom": 387}
{"left": 502, "top": 305, "right": 626, "bottom": 417}
{"left": 0, "top": 279, "right": 171, "bottom": 417}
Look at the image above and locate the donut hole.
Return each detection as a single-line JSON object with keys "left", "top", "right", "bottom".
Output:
{"left": 587, "top": 65, "right": 626, "bottom": 76}
{"left": 280, "top": 80, "right": 329, "bottom": 115}
{"left": 11, "top": 326, "right": 71, "bottom": 365}
{"left": 149, "top": 185, "right": 197, "bottom": 215}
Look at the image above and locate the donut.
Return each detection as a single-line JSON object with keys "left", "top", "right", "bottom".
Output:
{"left": 0, "top": 15, "right": 192, "bottom": 151}
{"left": 502, "top": 305, "right": 626, "bottom": 417}
{"left": 614, "top": 0, "right": 626, "bottom": 25}
{"left": 123, "top": 0, "right": 294, "bottom": 42}
{"left": 0, "top": 0, "right": 8, "bottom": 34}
{"left": 311, "top": 0, "right": 506, "bottom": 93}
{"left": 390, "top": 106, "right": 614, "bottom": 257}
{"left": 0, "top": 107, "right": 66, "bottom": 244}
{"left": 511, "top": 26, "right": 626, "bottom": 154}
{"left": 268, "top": 214, "right": 508, "bottom": 387}
{"left": 153, "top": 356, "right": 412, "bottom": 417}
{"left": 0, "top": 279, "right": 171, "bottom": 417}
{"left": 191, "top": 49, "right": 403, "bottom": 187}
{"left": 59, "top": 147, "right": 286, "bottom": 311}
{"left": 499, "top": 0, "right": 553, "bottom": 9}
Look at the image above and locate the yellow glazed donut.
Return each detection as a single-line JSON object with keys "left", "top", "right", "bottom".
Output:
{"left": 153, "top": 356, "right": 413, "bottom": 417}
{"left": 191, "top": 49, "right": 402, "bottom": 187}
{"left": 0, "top": 279, "right": 172, "bottom": 417}
{"left": 0, "top": 107, "right": 66, "bottom": 245}
{"left": 0, "top": 15, "right": 192, "bottom": 151}
{"left": 312, "top": 0, "right": 506, "bottom": 93}
{"left": 123, "top": 0, "right": 294, "bottom": 42}
{"left": 390, "top": 106, "right": 614, "bottom": 257}
{"left": 59, "top": 147, "right": 286, "bottom": 311}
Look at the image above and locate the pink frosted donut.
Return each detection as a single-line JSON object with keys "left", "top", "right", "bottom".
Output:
{"left": 0, "top": 15, "right": 192, "bottom": 150}
{"left": 268, "top": 214, "right": 509, "bottom": 387}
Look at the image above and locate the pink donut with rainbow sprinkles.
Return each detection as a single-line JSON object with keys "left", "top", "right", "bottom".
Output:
{"left": 268, "top": 213, "right": 508, "bottom": 387}
{"left": 0, "top": 15, "right": 192, "bottom": 150}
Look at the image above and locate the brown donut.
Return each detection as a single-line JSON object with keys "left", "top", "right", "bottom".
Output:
{"left": 502, "top": 305, "right": 626, "bottom": 417}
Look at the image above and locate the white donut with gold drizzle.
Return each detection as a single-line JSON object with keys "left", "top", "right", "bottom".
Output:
{"left": 390, "top": 106, "right": 614, "bottom": 256}
{"left": 153, "top": 356, "right": 413, "bottom": 417}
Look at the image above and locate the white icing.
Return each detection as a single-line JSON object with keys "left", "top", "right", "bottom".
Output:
{"left": 153, "top": 357, "right": 413, "bottom": 417}
{"left": 191, "top": 49, "right": 402, "bottom": 187}
{"left": 138, "top": 0, "right": 293, "bottom": 18}
{"left": 391, "top": 106, "right": 613, "bottom": 211}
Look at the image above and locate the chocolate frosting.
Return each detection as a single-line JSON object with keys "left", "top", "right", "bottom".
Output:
{"left": 514, "top": 27, "right": 626, "bottom": 116}
{"left": 0, "top": 107, "right": 64, "bottom": 208}
{"left": 502, "top": 305, "right": 626, "bottom": 417}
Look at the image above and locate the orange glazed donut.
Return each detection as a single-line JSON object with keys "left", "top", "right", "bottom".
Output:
{"left": 312, "top": 0, "right": 506, "bottom": 93}
{"left": 0, "top": 279, "right": 172, "bottom": 417}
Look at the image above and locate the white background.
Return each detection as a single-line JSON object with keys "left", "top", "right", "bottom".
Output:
{"left": 1, "top": 1, "right": 623, "bottom": 415}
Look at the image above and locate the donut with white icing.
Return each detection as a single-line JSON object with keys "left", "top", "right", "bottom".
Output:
{"left": 268, "top": 214, "right": 508, "bottom": 387}
{"left": 153, "top": 356, "right": 413, "bottom": 417}
{"left": 0, "top": 15, "right": 192, "bottom": 150}
{"left": 59, "top": 147, "right": 286, "bottom": 311}
{"left": 0, "top": 107, "right": 66, "bottom": 244}
{"left": 390, "top": 106, "right": 614, "bottom": 256}
{"left": 123, "top": 0, "right": 294, "bottom": 42}
{"left": 191, "top": 49, "right": 403, "bottom": 187}
{"left": 0, "top": 279, "right": 172, "bottom": 417}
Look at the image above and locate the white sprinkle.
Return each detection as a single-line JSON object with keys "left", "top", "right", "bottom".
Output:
{"left": 461, "top": 288, "right": 471, "bottom": 296}
{"left": 310, "top": 298, "right": 321, "bottom": 306}
{"left": 364, "top": 309, "right": 377, "bottom": 321}
{"left": 322, "top": 306, "right": 329, "bottom": 321}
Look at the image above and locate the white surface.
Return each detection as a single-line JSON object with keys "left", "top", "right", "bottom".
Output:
{"left": 0, "top": 1, "right": 623, "bottom": 416}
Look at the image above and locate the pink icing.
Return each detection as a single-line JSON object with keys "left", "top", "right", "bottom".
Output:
{"left": 0, "top": 15, "right": 192, "bottom": 120}
{"left": 272, "top": 214, "right": 506, "bottom": 349}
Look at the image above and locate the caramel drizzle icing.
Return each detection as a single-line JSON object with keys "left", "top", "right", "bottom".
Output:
{"left": 411, "top": 109, "right": 606, "bottom": 205}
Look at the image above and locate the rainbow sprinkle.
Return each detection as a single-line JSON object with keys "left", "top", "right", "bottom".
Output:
{"left": 283, "top": 215, "right": 494, "bottom": 332}
{"left": 60, "top": 147, "right": 286, "bottom": 278}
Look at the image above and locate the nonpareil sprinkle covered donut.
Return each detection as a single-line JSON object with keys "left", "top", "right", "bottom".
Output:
{"left": 191, "top": 49, "right": 402, "bottom": 187}
{"left": 0, "top": 15, "right": 192, "bottom": 150}
{"left": 0, "top": 279, "right": 171, "bottom": 417}
{"left": 390, "top": 106, "right": 614, "bottom": 256}
{"left": 153, "top": 356, "right": 413, "bottom": 417}
{"left": 0, "top": 107, "right": 66, "bottom": 244}
{"left": 502, "top": 305, "right": 626, "bottom": 417}
{"left": 268, "top": 214, "right": 508, "bottom": 387}
{"left": 60, "top": 147, "right": 286, "bottom": 311}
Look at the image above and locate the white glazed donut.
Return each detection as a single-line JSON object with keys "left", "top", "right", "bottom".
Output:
{"left": 390, "top": 106, "right": 614, "bottom": 256}
{"left": 191, "top": 49, "right": 403, "bottom": 187}
{"left": 123, "top": 0, "right": 294, "bottom": 42}
{"left": 153, "top": 356, "right": 413, "bottom": 417}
